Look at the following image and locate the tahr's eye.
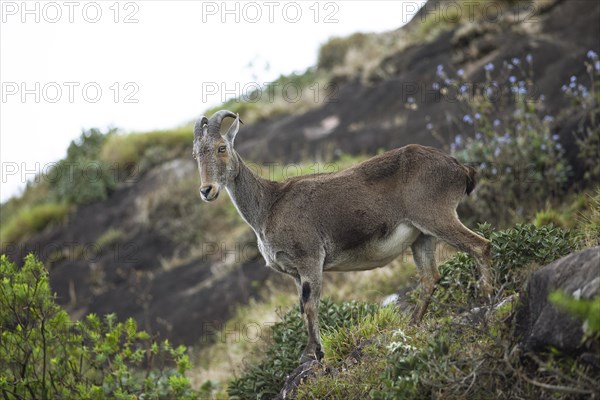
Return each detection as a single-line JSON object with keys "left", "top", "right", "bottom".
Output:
{"left": 218, "top": 145, "right": 227, "bottom": 153}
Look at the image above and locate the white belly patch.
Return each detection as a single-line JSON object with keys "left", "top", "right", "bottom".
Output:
{"left": 326, "top": 223, "right": 421, "bottom": 271}
{"left": 369, "top": 223, "right": 420, "bottom": 259}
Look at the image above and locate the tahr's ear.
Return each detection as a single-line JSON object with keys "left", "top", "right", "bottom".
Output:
{"left": 194, "top": 116, "right": 208, "bottom": 139}
{"left": 224, "top": 114, "right": 243, "bottom": 145}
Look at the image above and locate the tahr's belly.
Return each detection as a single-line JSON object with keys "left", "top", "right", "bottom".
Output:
{"left": 325, "top": 223, "right": 421, "bottom": 272}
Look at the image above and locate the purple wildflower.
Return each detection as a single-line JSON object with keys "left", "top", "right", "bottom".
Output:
{"left": 436, "top": 64, "right": 444, "bottom": 78}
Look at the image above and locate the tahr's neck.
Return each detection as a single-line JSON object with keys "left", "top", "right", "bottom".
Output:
{"left": 225, "top": 152, "right": 275, "bottom": 230}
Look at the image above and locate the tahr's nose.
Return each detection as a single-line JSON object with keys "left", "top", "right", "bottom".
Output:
{"left": 200, "top": 186, "right": 212, "bottom": 199}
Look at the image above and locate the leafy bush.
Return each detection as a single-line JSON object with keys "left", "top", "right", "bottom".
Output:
{"left": 227, "top": 298, "right": 378, "bottom": 400}
{"left": 0, "top": 254, "right": 198, "bottom": 399}
{"left": 49, "top": 128, "right": 118, "bottom": 205}
{"left": 433, "top": 223, "right": 576, "bottom": 311}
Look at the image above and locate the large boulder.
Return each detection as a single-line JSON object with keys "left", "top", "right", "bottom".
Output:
{"left": 515, "top": 247, "right": 600, "bottom": 356}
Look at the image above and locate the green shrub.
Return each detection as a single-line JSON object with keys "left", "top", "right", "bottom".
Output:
{"left": 0, "top": 254, "right": 198, "bottom": 399}
{"left": 227, "top": 298, "right": 379, "bottom": 400}
{"left": 49, "top": 128, "right": 118, "bottom": 205}
{"left": 433, "top": 223, "right": 576, "bottom": 311}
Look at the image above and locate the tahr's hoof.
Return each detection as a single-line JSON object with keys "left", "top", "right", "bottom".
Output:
{"left": 409, "top": 309, "right": 424, "bottom": 326}
{"left": 478, "top": 281, "right": 493, "bottom": 301}
{"left": 299, "top": 346, "right": 324, "bottom": 364}
{"left": 299, "top": 353, "right": 315, "bottom": 364}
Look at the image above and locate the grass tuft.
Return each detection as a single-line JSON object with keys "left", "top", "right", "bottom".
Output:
{"left": 0, "top": 202, "right": 69, "bottom": 245}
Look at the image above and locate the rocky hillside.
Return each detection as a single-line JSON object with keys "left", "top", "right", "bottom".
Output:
{"left": 236, "top": 0, "right": 598, "bottom": 179}
{"left": 1, "top": 0, "right": 599, "bottom": 351}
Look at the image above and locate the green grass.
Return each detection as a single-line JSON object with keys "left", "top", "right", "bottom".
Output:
{"left": 0, "top": 202, "right": 69, "bottom": 245}
{"left": 99, "top": 127, "right": 192, "bottom": 169}
{"left": 95, "top": 227, "right": 125, "bottom": 251}
{"left": 204, "top": 68, "right": 332, "bottom": 125}
{"left": 321, "top": 305, "right": 404, "bottom": 364}
{"left": 409, "top": 0, "right": 506, "bottom": 42}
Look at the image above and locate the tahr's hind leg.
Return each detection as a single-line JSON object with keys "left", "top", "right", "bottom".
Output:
{"left": 410, "top": 233, "right": 440, "bottom": 324}
{"left": 418, "top": 216, "right": 492, "bottom": 297}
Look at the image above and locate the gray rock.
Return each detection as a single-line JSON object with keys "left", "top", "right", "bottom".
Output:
{"left": 515, "top": 246, "right": 600, "bottom": 355}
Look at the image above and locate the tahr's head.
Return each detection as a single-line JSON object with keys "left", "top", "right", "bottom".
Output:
{"left": 192, "top": 110, "right": 242, "bottom": 202}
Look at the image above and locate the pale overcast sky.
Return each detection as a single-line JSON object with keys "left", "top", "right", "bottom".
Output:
{"left": 0, "top": 0, "right": 426, "bottom": 203}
